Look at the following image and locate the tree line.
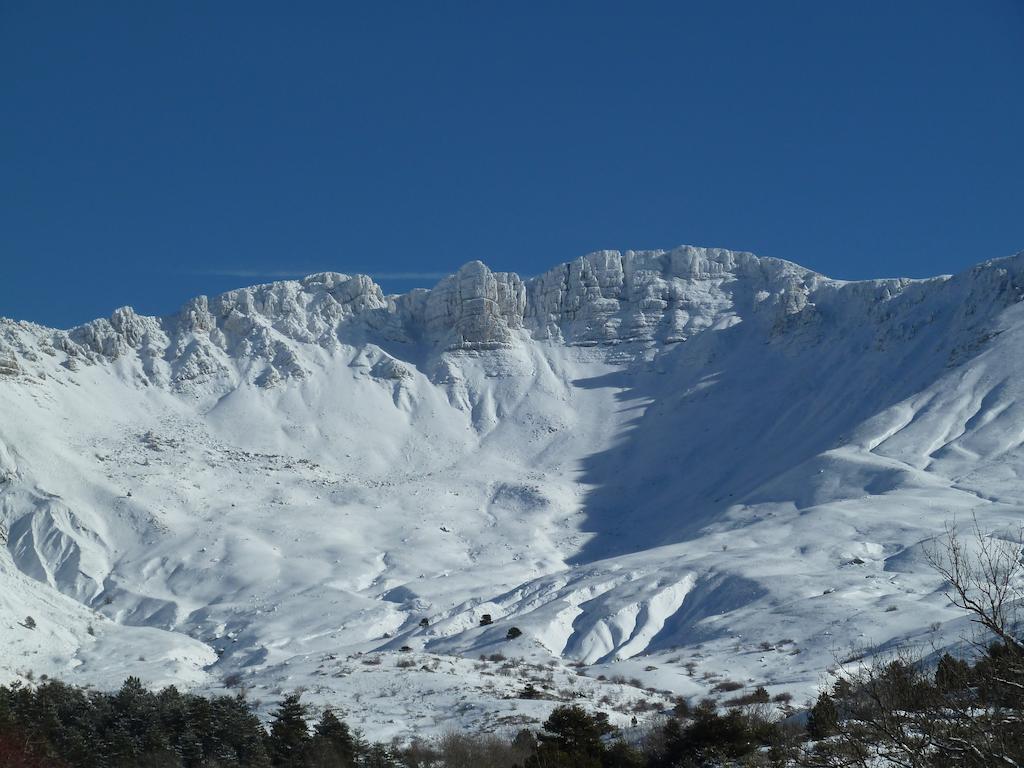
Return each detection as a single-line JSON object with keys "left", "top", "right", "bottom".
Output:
{"left": 0, "top": 677, "right": 793, "bottom": 768}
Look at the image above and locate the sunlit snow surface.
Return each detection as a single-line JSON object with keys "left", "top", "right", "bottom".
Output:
{"left": 2, "top": 245, "right": 1024, "bottom": 739}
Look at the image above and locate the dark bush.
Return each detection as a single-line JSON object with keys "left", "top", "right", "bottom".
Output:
{"left": 652, "top": 698, "right": 768, "bottom": 767}
{"left": 710, "top": 679, "right": 743, "bottom": 693}
{"left": 519, "top": 682, "right": 542, "bottom": 700}
{"left": 807, "top": 692, "right": 838, "bottom": 740}
{"left": 524, "top": 705, "right": 628, "bottom": 768}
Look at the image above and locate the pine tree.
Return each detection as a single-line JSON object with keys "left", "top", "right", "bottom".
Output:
{"left": 178, "top": 725, "right": 205, "bottom": 767}
{"left": 808, "top": 692, "right": 838, "bottom": 739}
{"left": 526, "top": 705, "right": 614, "bottom": 768}
{"left": 114, "top": 676, "right": 152, "bottom": 742}
{"left": 362, "top": 742, "right": 396, "bottom": 767}
{"left": 267, "top": 693, "right": 310, "bottom": 767}
{"left": 308, "top": 708, "right": 356, "bottom": 766}
{"left": 935, "top": 652, "right": 970, "bottom": 692}
{"left": 215, "top": 694, "right": 272, "bottom": 767}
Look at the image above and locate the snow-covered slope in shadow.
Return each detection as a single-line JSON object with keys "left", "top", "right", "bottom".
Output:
{"left": 1, "top": 245, "right": 1023, "bottom": 738}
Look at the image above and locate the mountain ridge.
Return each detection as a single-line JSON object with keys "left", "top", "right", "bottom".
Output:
{"left": 4, "top": 245, "right": 1022, "bottom": 389}
{"left": 2, "top": 243, "right": 1024, "bottom": 739}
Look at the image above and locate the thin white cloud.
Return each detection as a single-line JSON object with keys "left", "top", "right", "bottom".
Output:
{"left": 192, "top": 268, "right": 313, "bottom": 278}
{"left": 191, "top": 268, "right": 450, "bottom": 281}
{"left": 372, "top": 272, "right": 450, "bottom": 281}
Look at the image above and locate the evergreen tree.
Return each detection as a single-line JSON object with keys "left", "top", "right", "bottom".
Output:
{"left": 603, "top": 738, "right": 643, "bottom": 768}
{"left": 653, "top": 699, "right": 762, "bottom": 767}
{"left": 113, "top": 676, "right": 152, "bottom": 749}
{"left": 807, "top": 691, "right": 838, "bottom": 740}
{"left": 526, "top": 705, "right": 614, "bottom": 768}
{"left": 361, "top": 742, "right": 396, "bottom": 767}
{"left": 208, "top": 694, "right": 271, "bottom": 767}
{"left": 308, "top": 708, "right": 356, "bottom": 766}
{"left": 178, "top": 725, "right": 205, "bottom": 767}
{"left": 935, "top": 652, "right": 971, "bottom": 692}
{"left": 267, "top": 693, "right": 310, "bottom": 767}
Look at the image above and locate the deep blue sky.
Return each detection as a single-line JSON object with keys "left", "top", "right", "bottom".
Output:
{"left": 2, "top": 2, "right": 1022, "bottom": 328}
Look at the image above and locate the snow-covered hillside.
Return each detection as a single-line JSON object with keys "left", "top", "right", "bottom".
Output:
{"left": 2, "top": 244, "right": 1023, "bottom": 739}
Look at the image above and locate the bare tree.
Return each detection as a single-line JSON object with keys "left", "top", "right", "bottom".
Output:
{"left": 796, "top": 520, "right": 1024, "bottom": 768}
{"left": 925, "top": 516, "right": 1024, "bottom": 655}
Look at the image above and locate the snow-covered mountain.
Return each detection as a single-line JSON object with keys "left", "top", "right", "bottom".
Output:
{"left": 2, "top": 244, "right": 1024, "bottom": 739}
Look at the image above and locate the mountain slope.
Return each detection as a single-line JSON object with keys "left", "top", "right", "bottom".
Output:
{"left": 1, "top": 245, "right": 1023, "bottom": 739}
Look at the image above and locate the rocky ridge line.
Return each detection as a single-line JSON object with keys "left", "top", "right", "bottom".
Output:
{"left": 1, "top": 245, "right": 1023, "bottom": 389}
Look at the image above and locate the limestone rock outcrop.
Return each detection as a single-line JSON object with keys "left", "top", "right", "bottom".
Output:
{"left": 3, "top": 245, "right": 1023, "bottom": 392}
